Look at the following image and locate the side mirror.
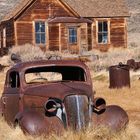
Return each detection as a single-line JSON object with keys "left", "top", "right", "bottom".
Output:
{"left": 93, "top": 97, "right": 106, "bottom": 113}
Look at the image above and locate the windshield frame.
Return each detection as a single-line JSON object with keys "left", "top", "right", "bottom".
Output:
{"left": 23, "top": 65, "right": 88, "bottom": 86}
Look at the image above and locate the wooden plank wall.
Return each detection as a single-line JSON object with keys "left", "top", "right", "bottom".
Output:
{"left": 5, "top": 20, "right": 15, "bottom": 47}
{"left": 61, "top": 24, "right": 68, "bottom": 51}
{"left": 87, "top": 23, "right": 92, "bottom": 50}
{"left": 14, "top": 0, "right": 73, "bottom": 49}
{"left": 16, "top": 22, "right": 33, "bottom": 45}
{"left": 0, "top": 19, "right": 15, "bottom": 55}
{"left": 79, "top": 23, "right": 88, "bottom": 53}
{"left": 110, "top": 18, "right": 126, "bottom": 48}
{"left": 49, "top": 24, "right": 59, "bottom": 51}
{"left": 17, "top": 0, "right": 73, "bottom": 21}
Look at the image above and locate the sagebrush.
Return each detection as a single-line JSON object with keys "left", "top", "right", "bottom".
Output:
{"left": 5, "top": 44, "right": 140, "bottom": 72}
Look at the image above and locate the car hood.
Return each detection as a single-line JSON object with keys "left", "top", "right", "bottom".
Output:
{"left": 23, "top": 82, "right": 93, "bottom": 100}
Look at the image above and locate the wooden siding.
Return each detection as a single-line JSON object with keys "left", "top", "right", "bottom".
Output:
{"left": 49, "top": 24, "right": 59, "bottom": 51}
{"left": 110, "top": 18, "right": 126, "bottom": 48}
{"left": 61, "top": 24, "right": 68, "bottom": 51}
{"left": 17, "top": 0, "right": 74, "bottom": 21}
{"left": 14, "top": 0, "right": 75, "bottom": 50}
{"left": 79, "top": 23, "right": 88, "bottom": 53}
{"left": 87, "top": 23, "right": 92, "bottom": 51}
{"left": 16, "top": 22, "right": 33, "bottom": 45}
{"left": 5, "top": 20, "right": 15, "bottom": 47}
{"left": 0, "top": 19, "right": 15, "bottom": 55}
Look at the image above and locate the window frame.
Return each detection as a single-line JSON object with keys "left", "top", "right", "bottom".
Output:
{"left": 68, "top": 27, "right": 78, "bottom": 44}
{"left": 3, "top": 28, "right": 6, "bottom": 48}
{"left": 8, "top": 71, "right": 20, "bottom": 89}
{"left": 34, "top": 21, "right": 46, "bottom": 46}
{"left": 97, "top": 20, "right": 110, "bottom": 44}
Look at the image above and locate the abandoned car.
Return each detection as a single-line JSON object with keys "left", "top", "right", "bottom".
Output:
{"left": 0, "top": 60, "right": 128, "bottom": 135}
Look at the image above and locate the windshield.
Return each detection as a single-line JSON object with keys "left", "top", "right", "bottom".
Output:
{"left": 25, "top": 66, "right": 86, "bottom": 84}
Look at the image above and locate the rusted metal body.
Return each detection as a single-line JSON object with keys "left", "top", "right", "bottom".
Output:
{"left": 109, "top": 63, "right": 130, "bottom": 88}
{"left": 0, "top": 60, "right": 128, "bottom": 135}
{"left": 127, "top": 59, "right": 140, "bottom": 71}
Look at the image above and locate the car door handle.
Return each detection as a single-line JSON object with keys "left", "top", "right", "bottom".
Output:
{"left": 1, "top": 97, "right": 8, "bottom": 105}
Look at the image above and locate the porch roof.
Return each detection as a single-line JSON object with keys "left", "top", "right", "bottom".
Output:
{"left": 48, "top": 17, "right": 92, "bottom": 23}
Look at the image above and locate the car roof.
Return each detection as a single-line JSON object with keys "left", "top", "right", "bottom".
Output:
{"left": 10, "top": 60, "right": 88, "bottom": 71}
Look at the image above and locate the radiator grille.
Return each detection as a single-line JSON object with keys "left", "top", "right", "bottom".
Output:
{"left": 64, "top": 95, "right": 91, "bottom": 130}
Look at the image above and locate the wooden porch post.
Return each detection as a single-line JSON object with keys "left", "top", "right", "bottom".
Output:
{"left": 46, "top": 22, "right": 49, "bottom": 51}
{"left": 59, "top": 23, "right": 62, "bottom": 52}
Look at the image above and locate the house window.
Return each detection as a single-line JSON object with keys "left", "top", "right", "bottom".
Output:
{"left": 68, "top": 27, "right": 77, "bottom": 44}
{"left": 98, "top": 21, "right": 108, "bottom": 44}
{"left": 35, "top": 21, "right": 46, "bottom": 45}
{"left": 3, "top": 28, "right": 6, "bottom": 47}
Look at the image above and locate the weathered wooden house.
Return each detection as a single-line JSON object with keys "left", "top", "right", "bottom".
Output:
{"left": 0, "top": 0, "right": 129, "bottom": 54}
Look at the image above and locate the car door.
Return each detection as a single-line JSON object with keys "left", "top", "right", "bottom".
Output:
{"left": 2, "top": 71, "right": 20, "bottom": 124}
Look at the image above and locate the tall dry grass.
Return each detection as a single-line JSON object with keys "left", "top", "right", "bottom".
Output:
{"left": 87, "top": 47, "right": 140, "bottom": 72}
{"left": 7, "top": 44, "right": 140, "bottom": 72}
{"left": 0, "top": 69, "right": 140, "bottom": 139}
{"left": 8, "top": 44, "right": 47, "bottom": 64}
{"left": 8, "top": 44, "right": 78, "bottom": 65}
{"left": 0, "top": 45, "right": 140, "bottom": 139}
{"left": 0, "top": 117, "right": 138, "bottom": 140}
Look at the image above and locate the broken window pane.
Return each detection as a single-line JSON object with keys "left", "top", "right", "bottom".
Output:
{"left": 98, "top": 21, "right": 108, "bottom": 44}
{"left": 69, "top": 27, "right": 77, "bottom": 44}
{"left": 35, "top": 21, "right": 46, "bottom": 45}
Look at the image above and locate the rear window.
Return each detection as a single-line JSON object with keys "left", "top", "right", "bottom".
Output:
{"left": 25, "top": 66, "right": 86, "bottom": 84}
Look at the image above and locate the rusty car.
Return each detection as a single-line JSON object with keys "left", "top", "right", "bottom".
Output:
{"left": 0, "top": 60, "right": 129, "bottom": 135}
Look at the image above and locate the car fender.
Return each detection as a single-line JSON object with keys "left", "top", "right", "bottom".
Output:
{"left": 92, "top": 105, "right": 129, "bottom": 131}
{"left": 15, "top": 110, "right": 64, "bottom": 135}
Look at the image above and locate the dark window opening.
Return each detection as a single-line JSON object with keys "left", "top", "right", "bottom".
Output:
{"left": 25, "top": 66, "right": 86, "bottom": 84}
{"left": 98, "top": 21, "right": 108, "bottom": 44}
{"left": 9, "top": 71, "right": 20, "bottom": 88}
{"left": 35, "top": 21, "right": 46, "bottom": 45}
{"left": 68, "top": 27, "right": 77, "bottom": 44}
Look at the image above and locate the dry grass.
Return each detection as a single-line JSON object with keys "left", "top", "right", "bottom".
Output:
{"left": 86, "top": 47, "right": 140, "bottom": 72}
{"left": 0, "top": 47, "right": 140, "bottom": 139}
{"left": 92, "top": 71, "right": 140, "bottom": 139}
{"left": 0, "top": 117, "right": 138, "bottom": 140}
{"left": 7, "top": 44, "right": 140, "bottom": 72}
{"left": 8, "top": 44, "right": 47, "bottom": 64}
{"left": 0, "top": 68, "right": 140, "bottom": 140}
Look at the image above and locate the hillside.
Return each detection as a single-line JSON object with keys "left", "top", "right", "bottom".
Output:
{"left": 124, "top": 0, "right": 140, "bottom": 46}
{"left": 125, "top": 0, "right": 140, "bottom": 33}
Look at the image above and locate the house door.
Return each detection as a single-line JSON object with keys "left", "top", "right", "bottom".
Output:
{"left": 2, "top": 71, "right": 20, "bottom": 124}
